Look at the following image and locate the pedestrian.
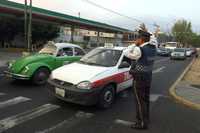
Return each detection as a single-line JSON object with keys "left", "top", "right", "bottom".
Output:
{"left": 124, "top": 24, "right": 156, "bottom": 130}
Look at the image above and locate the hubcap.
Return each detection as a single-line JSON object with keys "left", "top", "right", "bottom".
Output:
{"left": 104, "top": 91, "right": 113, "bottom": 103}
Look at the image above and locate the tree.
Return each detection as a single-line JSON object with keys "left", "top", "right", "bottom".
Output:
{"left": 172, "top": 19, "right": 193, "bottom": 47}
{"left": 0, "top": 17, "right": 22, "bottom": 47}
{"left": 189, "top": 33, "right": 200, "bottom": 47}
{"left": 157, "top": 33, "right": 173, "bottom": 43}
{"left": 0, "top": 17, "right": 60, "bottom": 49}
{"left": 32, "top": 22, "right": 60, "bottom": 44}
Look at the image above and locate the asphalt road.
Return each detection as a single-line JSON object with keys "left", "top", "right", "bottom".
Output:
{"left": 0, "top": 56, "right": 199, "bottom": 133}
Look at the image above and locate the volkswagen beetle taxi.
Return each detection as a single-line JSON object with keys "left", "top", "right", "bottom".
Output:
{"left": 48, "top": 45, "right": 133, "bottom": 108}
{"left": 5, "top": 42, "right": 85, "bottom": 85}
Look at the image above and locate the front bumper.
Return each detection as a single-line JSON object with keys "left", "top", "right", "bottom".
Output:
{"left": 4, "top": 71, "right": 30, "bottom": 80}
{"left": 48, "top": 79, "right": 102, "bottom": 106}
{"left": 171, "top": 56, "right": 186, "bottom": 60}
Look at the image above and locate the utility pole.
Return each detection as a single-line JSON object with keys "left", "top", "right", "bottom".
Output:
{"left": 24, "top": 0, "right": 28, "bottom": 51}
{"left": 24, "top": 0, "right": 32, "bottom": 52}
{"left": 28, "top": 0, "right": 32, "bottom": 52}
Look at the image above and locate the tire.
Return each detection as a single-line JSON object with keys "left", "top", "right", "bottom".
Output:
{"left": 32, "top": 67, "right": 50, "bottom": 85}
{"left": 98, "top": 84, "right": 115, "bottom": 109}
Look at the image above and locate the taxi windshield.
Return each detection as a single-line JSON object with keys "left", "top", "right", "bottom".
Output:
{"left": 80, "top": 48, "right": 122, "bottom": 67}
{"left": 39, "top": 43, "right": 57, "bottom": 55}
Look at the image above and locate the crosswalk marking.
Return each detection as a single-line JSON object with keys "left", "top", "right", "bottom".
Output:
{"left": 115, "top": 119, "right": 135, "bottom": 127}
{"left": 0, "top": 93, "right": 5, "bottom": 96}
{"left": 36, "top": 111, "right": 94, "bottom": 133}
{"left": 0, "top": 104, "right": 60, "bottom": 133}
{"left": 0, "top": 96, "right": 31, "bottom": 109}
{"left": 150, "top": 94, "right": 163, "bottom": 102}
{"left": 153, "top": 66, "right": 166, "bottom": 74}
{"left": 155, "top": 58, "right": 169, "bottom": 63}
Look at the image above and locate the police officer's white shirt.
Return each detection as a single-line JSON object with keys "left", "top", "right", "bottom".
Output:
{"left": 124, "top": 42, "right": 150, "bottom": 60}
{"left": 124, "top": 39, "right": 156, "bottom": 60}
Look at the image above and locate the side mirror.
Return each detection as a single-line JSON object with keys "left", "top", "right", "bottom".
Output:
{"left": 118, "top": 61, "right": 130, "bottom": 69}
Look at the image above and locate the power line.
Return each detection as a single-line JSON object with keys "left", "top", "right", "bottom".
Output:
{"left": 81, "top": 0, "right": 145, "bottom": 24}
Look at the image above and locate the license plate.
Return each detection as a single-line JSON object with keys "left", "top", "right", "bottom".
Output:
{"left": 55, "top": 88, "right": 65, "bottom": 97}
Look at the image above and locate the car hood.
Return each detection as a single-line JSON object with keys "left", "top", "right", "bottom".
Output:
{"left": 11, "top": 54, "right": 53, "bottom": 73}
{"left": 172, "top": 52, "right": 184, "bottom": 54}
{"left": 51, "top": 62, "right": 109, "bottom": 85}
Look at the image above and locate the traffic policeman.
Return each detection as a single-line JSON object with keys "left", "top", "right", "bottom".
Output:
{"left": 124, "top": 24, "right": 156, "bottom": 129}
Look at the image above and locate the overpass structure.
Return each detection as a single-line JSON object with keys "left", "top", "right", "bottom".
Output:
{"left": 0, "top": 0, "right": 133, "bottom": 47}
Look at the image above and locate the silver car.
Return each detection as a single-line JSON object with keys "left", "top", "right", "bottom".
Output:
{"left": 170, "top": 48, "right": 186, "bottom": 60}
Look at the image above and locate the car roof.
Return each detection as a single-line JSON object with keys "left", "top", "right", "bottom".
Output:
{"left": 98, "top": 46, "right": 127, "bottom": 51}
{"left": 54, "top": 43, "right": 83, "bottom": 49}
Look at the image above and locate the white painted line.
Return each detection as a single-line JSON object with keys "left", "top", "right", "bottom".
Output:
{"left": 0, "top": 104, "right": 60, "bottom": 133}
{"left": 150, "top": 94, "right": 162, "bottom": 102}
{"left": 35, "top": 111, "right": 94, "bottom": 133}
{"left": 115, "top": 119, "right": 135, "bottom": 127}
{"left": 153, "top": 66, "right": 166, "bottom": 74}
{"left": 155, "top": 58, "right": 169, "bottom": 63}
{"left": 0, "top": 96, "right": 31, "bottom": 109}
{"left": 0, "top": 93, "right": 5, "bottom": 96}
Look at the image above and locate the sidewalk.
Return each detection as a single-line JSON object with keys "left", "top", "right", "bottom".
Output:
{"left": 0, "top": 51, "right": 21, "bottom": 67}
{"left": 171, "top": 57, "right": 200, "bottom": 110}
{"left": 176, "top": 81, "right": 200, "bottom": 105}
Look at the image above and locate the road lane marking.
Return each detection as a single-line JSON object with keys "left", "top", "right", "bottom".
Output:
{"left": 115, "top": 119, "right": 135, "bottom": 127}
{"left": 155, "top": 58, "right": 169, "bottom": 63}
{"left": 153, "top": 66, "right": 166, "bottom": 74}
{"left": 0, "top": 93, "right": 5, "bottom": 96}
{"left": 150, "top": 94, "right": 163, "bottom": 102}
{"left": 0, "top": 104, "right": 60, "bottom": 133}
{"left": 0, "top": 96, "right": 31, "bottom": 109}
{"left": 35, "top": 111, "right": 94, "bottom": 133}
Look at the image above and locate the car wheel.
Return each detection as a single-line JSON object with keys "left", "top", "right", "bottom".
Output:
{"left": 98, "top": 84, "right": 115, "bottom": 109}
{"left": 32, "top": 67, "right": 50, "bottom": 85}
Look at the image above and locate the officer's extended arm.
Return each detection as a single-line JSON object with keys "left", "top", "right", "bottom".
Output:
{"left": 124, "top": 46, "right": 141, "bottom": 60}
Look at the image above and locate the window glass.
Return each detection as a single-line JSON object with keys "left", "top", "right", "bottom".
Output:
{"left": 80, "top": 48, "right": 122, "bottom": 67}
{"left": 75, "top": 47, "right": 85, "bottom": 56}
{"left": 57, "top": 47, "right": 73, "bottom": 56}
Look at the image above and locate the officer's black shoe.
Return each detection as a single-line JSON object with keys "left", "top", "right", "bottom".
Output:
{"left": 131, "top": 122, "right": 148, "bottom": 130}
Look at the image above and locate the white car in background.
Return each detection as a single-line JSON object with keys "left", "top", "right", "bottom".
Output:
{"left": 186, "top": 48, "right": 193, "bottom": 57}
{"left": 48, "top": 46, "right": 133, "bottom": 108}
{"left": 170, "top": 48, "right": 186, "bottom": 60}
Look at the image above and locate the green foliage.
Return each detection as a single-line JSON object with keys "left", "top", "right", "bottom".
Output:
{"left": 157, "top": 33, "right": 173, "bottom": 43}
{"left": 0, "top": 17, "right": 60, "bottom": 46}
{"left": 172, "top": 19, "right": 193, "bottom": 47}
{"left": 32, "top": 23, "right": 60, "bottom": 44}
{"left": 172, "top": 19, "right": 200, "bottom": 47}
{"left": 0, "top": 17, "right": 22, "bottom": 43}
{"left": 189, "top": 33, "right": 200, "bottom": 47}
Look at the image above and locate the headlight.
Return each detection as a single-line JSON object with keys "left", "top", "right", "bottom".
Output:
{"left": 8, "top": 62, "right": 13, "bottom": 69}
{"left": 77, "top": 81, "right": 92, "bottom": 90}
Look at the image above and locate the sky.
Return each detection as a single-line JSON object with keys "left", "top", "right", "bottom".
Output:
{"left": 9, "top": 0, "right": 200, "bottom": 33}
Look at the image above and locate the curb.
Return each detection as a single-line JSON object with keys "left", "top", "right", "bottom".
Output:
{"left": 169, "top": 58, "right": 200, "bottom": 110}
